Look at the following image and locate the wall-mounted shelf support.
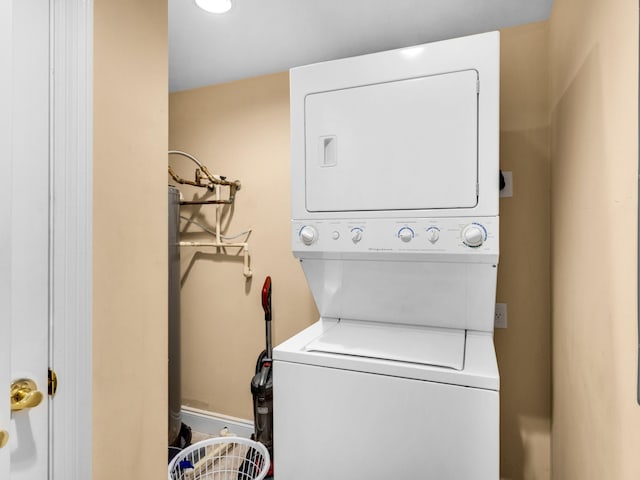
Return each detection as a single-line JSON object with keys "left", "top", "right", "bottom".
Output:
{"left": 169, "top": 151, "right": 252, "bottom": 278}
{"left": 179, "top": 241, "right": 251, "bottom": 278}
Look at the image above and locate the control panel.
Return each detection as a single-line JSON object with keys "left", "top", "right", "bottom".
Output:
{"left": 292, "top": 217, "right": 498, "bottom": 260}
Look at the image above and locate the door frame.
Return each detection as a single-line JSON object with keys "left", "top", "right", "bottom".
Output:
{"left": 0, "top": 0, "right": 13, "bottom": 476}
{"left": 49, "top": 0, "right": 93, "bottom": 478}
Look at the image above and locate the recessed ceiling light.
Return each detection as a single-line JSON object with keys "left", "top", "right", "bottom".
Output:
{"left": 195, "top": 0, "right": 232, "bottom": 14}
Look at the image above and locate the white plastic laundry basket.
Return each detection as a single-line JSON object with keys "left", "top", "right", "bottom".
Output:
{"left": 168, "top": 437, "right": 270, "bottom": 480}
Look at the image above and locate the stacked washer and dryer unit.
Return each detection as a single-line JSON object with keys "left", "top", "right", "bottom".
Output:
{"left": 273, "top": 32, "right": 501, "bottom": 479}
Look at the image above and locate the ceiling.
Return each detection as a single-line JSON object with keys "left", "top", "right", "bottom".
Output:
{"left": 169, "top": 0, "right": 553, "bottom": 92}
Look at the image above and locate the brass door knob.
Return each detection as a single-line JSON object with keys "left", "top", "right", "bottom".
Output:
{"left": 11, "top": 379, "right": 44, "bottom": 412}
{"left": 0, "top": 430, "right": 8, "bottom": 449}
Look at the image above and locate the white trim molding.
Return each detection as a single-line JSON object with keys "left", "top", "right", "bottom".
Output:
{"left": 0, "top": 0, "right": 12, "bottom": 476}
{"left": 50, "top": 0, "right": 93, "bottom": 479}
{"left": 181, "top": 407, "right": 254, "bottom": 439}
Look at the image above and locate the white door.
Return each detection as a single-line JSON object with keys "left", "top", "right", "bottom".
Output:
{"left": 1, "top": 0, "right": 52, "bottom": 478}
{"left": 1, "top": 0, "right": 92, "bottom": 478}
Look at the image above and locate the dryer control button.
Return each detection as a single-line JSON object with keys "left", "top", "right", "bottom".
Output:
{"left": 300, "top": 226, "right": 318, "bottom": 246}
{"left": 351, "top": 228, "right": 363, "bottom": 244}
{"left": 462, "top": 223, "right": 486, "bottom": 247}
{"left": 398, "top": 227, "right": 414, "bottom": 243}
{"left": 426, "top": 227, "right": 440, "bottom": 244}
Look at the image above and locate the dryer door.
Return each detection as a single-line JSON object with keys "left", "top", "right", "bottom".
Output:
{"left": 304, "top": 69, "right": 478, "bottom": 212}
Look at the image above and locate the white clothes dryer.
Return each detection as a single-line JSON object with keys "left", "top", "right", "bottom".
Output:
{"left": 274, "top": 31, "right": 501, "bottom": 480}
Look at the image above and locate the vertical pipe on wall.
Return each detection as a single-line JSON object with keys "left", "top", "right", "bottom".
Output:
{"left": 169, "top": 186, "right": 182, "bottom": 443}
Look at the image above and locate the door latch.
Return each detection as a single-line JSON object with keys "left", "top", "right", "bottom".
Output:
{"left": 48, "top": 368, "right": 58, "bottom": 397}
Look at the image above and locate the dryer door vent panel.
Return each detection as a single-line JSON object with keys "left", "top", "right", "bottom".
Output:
{"left": 304, "top": 69, "right": 479, "bottom": 213}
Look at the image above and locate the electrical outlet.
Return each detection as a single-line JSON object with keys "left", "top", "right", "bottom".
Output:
{"left": 495, "top": 303, "right": 508, "bottom": 328}
{"left": 500, "top": 171, "right": 513, "bottom": 198}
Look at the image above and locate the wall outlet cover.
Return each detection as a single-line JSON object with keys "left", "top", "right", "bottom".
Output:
{"left": 495, "top": 303, "right": 508, "bottom": 328}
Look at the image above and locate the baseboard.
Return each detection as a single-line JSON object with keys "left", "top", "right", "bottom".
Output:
{"left": 181, "top": 406, "right": 254, "bottom": 438}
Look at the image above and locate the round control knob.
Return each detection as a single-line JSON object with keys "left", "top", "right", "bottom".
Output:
{"left": 398, "top": 227, "right": 414, "bottom": 243}
{"left": 426, "top": 227, "right": 440, "bottom": 244}
{"left": 351, "top": 228, "right": 363, "bottom": 244}
{"left": 331, "top": 230, "right": 340, "bottom": 240}
{"left": 462, "top": 223, "right": 486, "bottom": 247}
{"left": 299, "top": 225, "right": 318, "bottom": 246}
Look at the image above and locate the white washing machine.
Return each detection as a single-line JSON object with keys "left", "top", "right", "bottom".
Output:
{"left": 274, "top": 32, "right": 500, "bottom": 479}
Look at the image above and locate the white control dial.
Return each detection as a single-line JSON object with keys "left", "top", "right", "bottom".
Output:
{"left": 426, "top": 227, "right": 440, "bottom": 244}
{"left": 462, "top": 223, "right": 486, "bottom": 247}
{"left": 398, "top": 227, "right": 414, "bottom": 243}
{"left": 299, "top": 225, "right": 318, "bottom": 246}
{"left": 351, "top": 228, "right": 363, "bottom": 244}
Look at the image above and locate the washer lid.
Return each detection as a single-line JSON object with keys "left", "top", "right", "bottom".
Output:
{"left": 304, "top": 320, "right": 465, "bottom": 370}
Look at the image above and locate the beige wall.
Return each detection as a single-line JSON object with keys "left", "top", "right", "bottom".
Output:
{"left": 498, "top": 22, "right": 552, "bottom": 480}
{"left": 170, "top": 27, "right": 554, "bottom": 478}
{"left": 549, "top": 0, "right": 640, "bottom": 478}
{"left": 169, "top": 73, "right": 318, "bottom": 420}
{"left": 89, "top": 0, "right": 640, "bottom": 476}
{"left": 93, "top": 0, "right": 168, "bottom": 478}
